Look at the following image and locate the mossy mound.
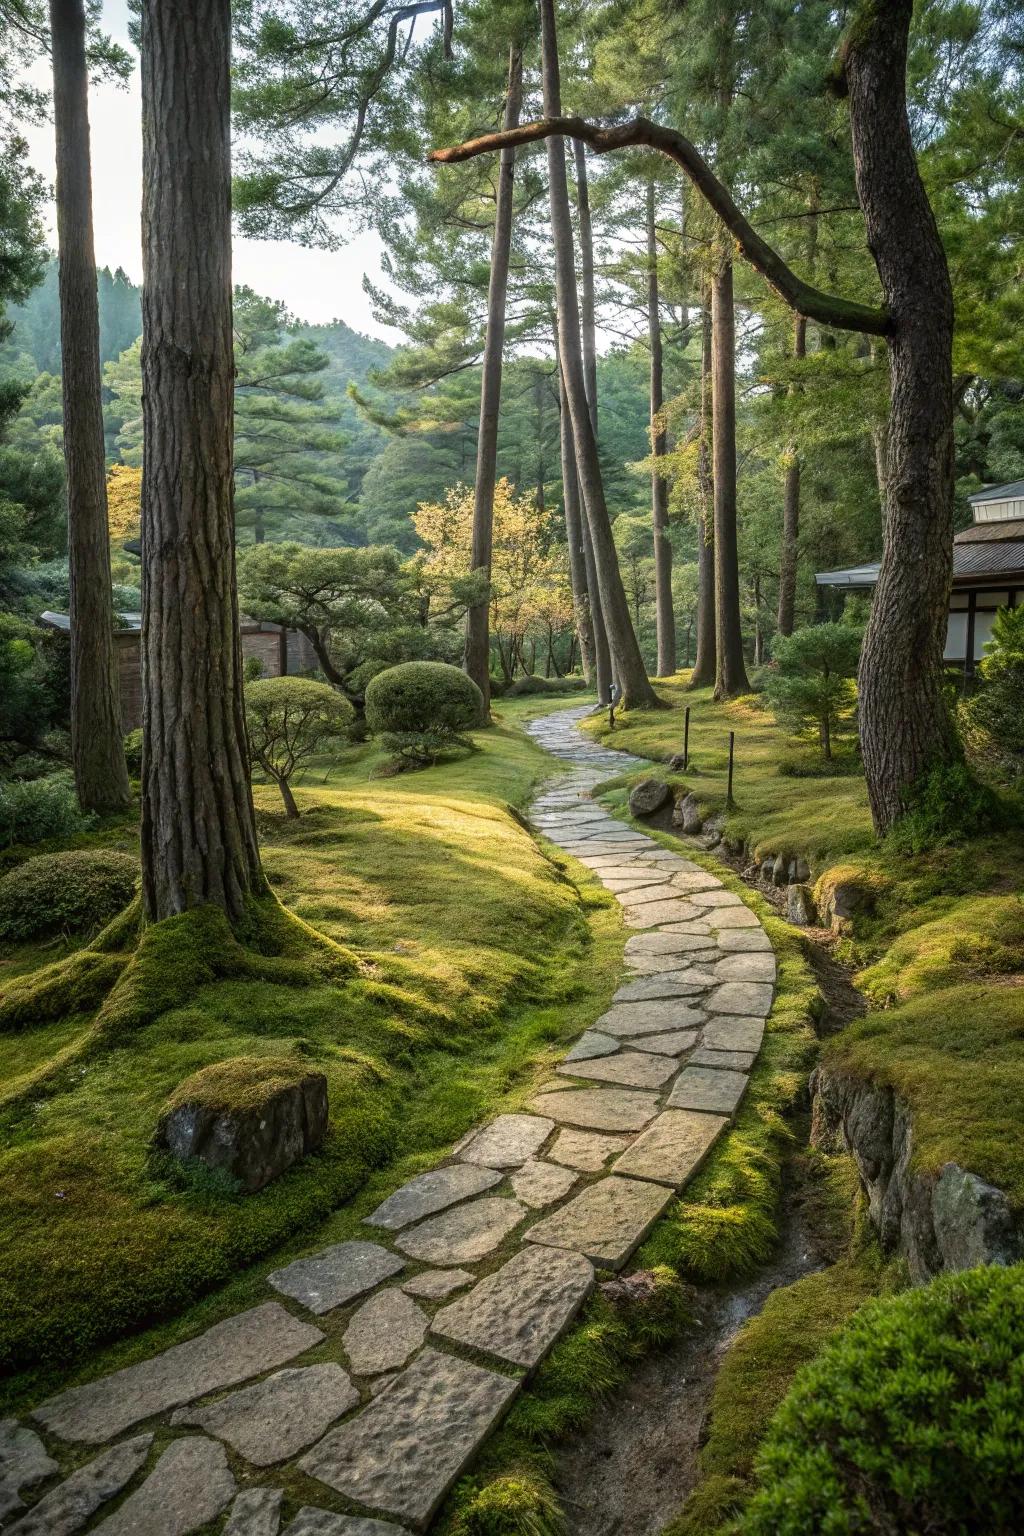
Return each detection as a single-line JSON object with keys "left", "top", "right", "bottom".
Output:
{"left": 0, "top": 849, "right": 138, "bottom": 943}
{"left": 857, "top": 893, "right": 1024, "bottom": 1005}
{"left": 160, "top": 1053, "right": 321, "bottom": 1117}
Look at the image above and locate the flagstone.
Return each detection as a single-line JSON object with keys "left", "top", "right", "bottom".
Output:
{"left": 6, "top": 1436, "right": 152, "bottom": 1536}
{"left": 668, "top": 872, "right": 725, "bottom": 894}
{"left": 431, "top": 1246, "right": 593, "bottom": 1366}
{"left": 527, "top": 1087, "right": 660, "bottom": 1132}
{"left": 706, "top": 981, "right": 774, "bottom": 1017}
{"left": 458, "top": 1113, "right": 555, "bottom": 1168}
{"left": 366, "top": 1164, "right": 502, "bottom": 1231}
{"left": 563, "top": 1030, "right": 621, "bottom": 1061}
{"left": 713, "top": 952, "right": 777, "bottom": 982}
{"left": 631, "top": 1029, "right": 698, "bottom": 1056}
{"left": 286, "top": 1511, "right": 406, "bottom": 1536}
{"left": 224, "top": 1488, "right": 283, "bottom": 1536}
{"left": 691, "top": 890, "right": 745, "bottom": 908}
{"left": 342, "top": 1291, "right": 428, "bottom": 1376}
{"left": 622, "top": 897, "right": 711, "bottom": 928}
{"left": 613, "top": 973, "right": 712, "bottom": 1002}
{"left": 395, "top": 1196, "right": 526, "bottom": 1264}
{"left": 596, "top": 1001, "right": 706, "bottom": 1037}
{"left": 299, "top": 1349, "right": 519, "bottom": 1528}
{"left": 525, "top": 1175, "right": 673, "bottom": 1270}
{"left": 690, "top": 1045, "right": 757, "bottom": 1071}
{"left": 510, "top": 1158, "right": 578, "bottom": 1207}
{"left": 35, "top": 1305, "right": 324, "bottom": 1444}
{"left": 668, "top": 1066, "right": 748, "bottom": 1116}
{"left": 268, "top": 1244, "right": 404, "bottom": 1318}
{"left": 557, "top": 1049, "right": 676, "bottom": 1090}
{"left": 701, "top": 1016, "right": 765, "bottom": 1053}
{"left": 704, "top": 906, "right": 760, "bottom": 929}
{"left": 91, "top": 1437, "right": 235, "bottom": 1536}
{"left": 172, "top": 1364, "right": 358, "bottom": 1465}
{"left": 613, "top": 1108, "right": 726, "bottom": 1188}
{"left": 402, "top": 1268, "right": 474, "bottom": 1300}
{"left": 715, "top": 927, "right": 773, "bottom": 952}
{"left": 0, "top": 1420, "right": 57, "bottom": 1522}
{"left": 547, "top": 1127, "right": 633, "bottom": 1170}
{"left": 626, "top": 931, "right": 713, "bottom": 956}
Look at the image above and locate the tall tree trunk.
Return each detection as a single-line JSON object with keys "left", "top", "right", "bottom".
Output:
{"left": 690, "top": 303, "right": 716, "bottom": 687}
{"left": 50, "top": 0, "right": 130, "bottom": 814}
{"left": 711, "top": 258, "right": 749, "bottom": 697}
{"left": 539, "top": 0, "right": 660, "bottom": 709}
{"left": 777, "top": 310, "right": 807, "bottom": 638}
{"left": 845, "top": 0, "right": 958, "bottom": 832}
{"left": 464, "top": 45, "right": 522, "bottom": 717}
{"left": 647, "top": 181, "right": 676, "bottom": 677}
{"left": 139, "top": 0, "right": 265, "bottom": 923}
{"left": 557, "top": 360, "right": 598, "bottom": 683}
{"left": 573, "top": 139, "right": 598, "bottom": 432}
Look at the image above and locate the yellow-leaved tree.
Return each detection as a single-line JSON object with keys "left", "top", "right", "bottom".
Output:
{"left": 106, "top": 463, "right": 142, "bottom": 542}
{"left": 414, "top": 479, "right": 575, "bottom": 679}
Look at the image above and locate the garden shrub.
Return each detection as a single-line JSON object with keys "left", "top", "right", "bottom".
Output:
{"left": 739, "top": 1264, "right": 1024, "bottom": 1535}
{"left": 887, "top": 757, "right": 1007, "bottom": 854}
{"left": 365, "top": 660, "right": 483, "bottom": 767}
{"left": 763, "top": 623, "right": 861, "bottom": 760}
{"left": 505, "top": 674, "right": 587, "bottom": 697}
{"left": 123, "top": 728, "right": 144, "bottom": 776}
{"left": 0, "top": 775, "right": 94, "bottom": 848}
{"left": 245, "top": 676, "right": 354, "bottom": 815}
{"left": 0, "top": 848, "right": 139, "bottom": 942}
{"left": 963, "top": 604, "right": 1024, "bottom": 776}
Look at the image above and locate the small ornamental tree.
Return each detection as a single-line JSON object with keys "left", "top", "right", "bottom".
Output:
{"left": 967, "top": 605, "right": 1024, "bottom": 771}
{"left": 245, "top": 677, "right": 353, "bottom": 817}
{"left": 365, "top": 661, "right": 483, "bottom": 768}
{"left": 764, "top": 622, "right": 862, "bottom": 761}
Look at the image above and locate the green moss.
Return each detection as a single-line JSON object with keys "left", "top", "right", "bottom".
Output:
{"left": 0, "top": 849, "right": 138, "bottom": 943}
{"left": 857, "top": 894, "right": 1024, "bottom": 1005}
{"left": 160, "top": 1054, "right": 319, "bottom": 1117}
{"left": 450, "top": 1473, "right": 566, "bottom": 1536}
{"left": 0, "top": 949, "right": 127, "bottom": 1034}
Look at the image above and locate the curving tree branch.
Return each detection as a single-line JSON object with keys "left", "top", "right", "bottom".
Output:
{"left": 429, "top": 115, "right": 891, "bottom": 336}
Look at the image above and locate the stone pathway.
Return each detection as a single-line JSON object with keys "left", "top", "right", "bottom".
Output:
{"left": 2, "top": 707, "right": 774, "bottom": 1536}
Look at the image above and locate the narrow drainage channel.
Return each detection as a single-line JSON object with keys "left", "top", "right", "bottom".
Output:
{"left": 553, "top": 820, "right": 867, "bottom": 1536}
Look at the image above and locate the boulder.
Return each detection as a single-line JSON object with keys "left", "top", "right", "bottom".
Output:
{"left": 628, "top": 778, "right": 671, "bottom": 817}
{"left": 672, "top": 793, "right": 704, "bottom": 835}
{"left": 792, "top": 855, "right": 811, "bottom": 884}
{"left": 667, "top": 753, "right": 688, "bottom": 772}
{"left": 771, "top": 853, "right": 788, "bottom": 887}
{"left": 155, "top": 1056, "right": 328, "bottom": 1193}
{"left": 786, "top": 883, "right": 816, "bottom": 926}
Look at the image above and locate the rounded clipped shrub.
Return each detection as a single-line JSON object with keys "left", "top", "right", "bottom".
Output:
{"left": 365, "top": 661, "right": 483, "bottom": 767}
{"left": 0, "top": 775, "right": 95, "bottom": 849}
{"left": 739, "top": 1265, "right": 1024, "bottom": 1535}
{"left": 506, "top": 673, "right": 586, "bottom": 697}
{"left": 0, "top": 849, "right": 139, "bottom": 943}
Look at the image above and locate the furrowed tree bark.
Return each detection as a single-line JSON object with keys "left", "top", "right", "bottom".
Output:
{"left": 463, "top": 45, "right": 522, "bottom": 718}
{"left": 711, "top": 256, "right": 749, "bottom": 698}
{"left": 690, "top": 303, "right": 716, "bottom": 687}
{"left": 647, "top": 181, "right": 675, "bottom": 676}
{"left": 777, "top": 310, "right": 807, "bottom": 638}
{"left": 538, "top": 0, "right": 661, "bottom": 708}
{"left": 573, "top": 139, "right": 599, "bottom": 431}
{"left": 844, "top": 0, "right": 958, "bottom": 831}
{"left": 557, "top": 359, "right": 597, "bottom": 684}
{"left": 140, "top": 0, "right": 265, "bottom": 923}
{"left": 49, "top": 0, "right": 130, "bottom": 814}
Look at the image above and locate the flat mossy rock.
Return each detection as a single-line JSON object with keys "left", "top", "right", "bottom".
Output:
{"left": 155, "top": 1056, "right": 328, "bottom": 1193}
{"left": 628, "top": 778, "right": 671, "bottom": 817}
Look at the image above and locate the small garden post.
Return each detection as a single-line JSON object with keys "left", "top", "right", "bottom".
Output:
{"left": 683, "top": 705, "right": 691, "bottom": 769}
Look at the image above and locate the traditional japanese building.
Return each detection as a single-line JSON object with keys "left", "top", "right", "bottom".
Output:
{"left": 816, "top": 478, "right": 1024, "bottom": 674}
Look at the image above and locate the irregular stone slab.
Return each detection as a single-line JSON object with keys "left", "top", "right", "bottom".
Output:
{"left": 526, "top": 1176, "right": 673, "bottom": 1270}
{"left": 286, "top": 1511, "right": 406, "bottom": 1536}
{"left": 668, "top": 1066, "right": 748, "bottom": 1116}
{"left": 0, "top": 1420, "right": 57, "bottom": 1521}
{"left": 458, "top": 1114, "right": 554, "bottom": 1168}
{"left": 626, "top": 949, "right": 715, "bottom": 975}
{"left": 668, "top": 872, "right": 724, "bottom": 894}
{"left": 564, "top": 1030, "right": 621, "bottom": 1062}
{"left": 702, "top": 1016, "right": 765, "bottom": 1054}
{"left": 402, "top": 1268, "right": 474, "bottom": 1300}
{"left": 625, "top": 931, "right": 712, "bottom": 957}
{"left": 7, "top": 1435, "right": 152, "bottom": 1536}
{"left": 299, "top": 1348, "right": 518, "bottom": 1528}
{"left": 715, "top": 928, "right": 772, "bottom": 952}
{"left": 692, "top": 889, "right": 744, "bottom": 908}
{"left": 557, "top": 1051, "right": 676, "bottom": 1090}
{"left": 713, "top": 952, "right": 777, "bottom": 982}
{"left": 613, "top": 974, "right": 710, "bottom": 1002}
{"left": 528, "top": 1088, "right": 659, "bottom": 1133}
{"left": 268, "top": 1243, "right": 404, "bottom": 1317}
{"left": 596, "top": 1001, "right": 706, "bottom": 1038}
{"left": 706, "top": 981, "right": 774, "bottom": 1017}
{"left": 432, "top": 1246, "right": 593, "bottom": 1367}
{"left": 171, "top": 1364, "right": 358, "bottom": 1465}
{"left": 616, "top": 883, "right": 695, "bottom": 908}
{"left": 224, "top": 1488, "right": 283, "bottom": 1536}
{"left": 622, "top": 897, "right": 710, "bottom": 928}
{"left": 34, "top": 1305, "right": 323, "bottom": 1445}
{"left": 343, "top": 1290, "right": 428, "bottom": 1375}
{"left": 704, "top": 906, "right": 760, "bottom": 929}
{"left": 366, "top": 1164, "right": 502, "bottom": 1231}
{"left": 650, "top": 920, "right": 713, "bottom": 938}
{"left": 395, "top": 1197, "right": 525, "bottom": 1264}
{"left": 613, "top": 1109, "right": 725, "bottom": 1188}
{"left": 690, "top": 1046, "right": 756, "bottom": 1071}
{"left": 510, "top": 1159, "right": 578, "bottom": 1208}
{"left": 632, "top": 1029, "right": 698, "bottom": 1057}
{"left": 92, "top": 1437, "right": 235, "bottom": 1536}
{"left": 547, "top": 1128, "right": 632, "bottom": 1171}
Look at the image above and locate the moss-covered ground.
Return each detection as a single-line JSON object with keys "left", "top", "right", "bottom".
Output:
{"left": 585, "top": 675, "right": 1024, "bottom": 1211}
{"left": 0, "top": 696, "right": 630, "bottom": 1399}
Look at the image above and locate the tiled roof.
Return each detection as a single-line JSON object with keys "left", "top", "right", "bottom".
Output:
{"left": 953, "top": 541, "right": 1024, "bottom": 579}
{"left": 968, "top": 480, "right": 1024, "bottom": 503}
{"left": 954, "top": 517, "right": 1024, "bottom": 543}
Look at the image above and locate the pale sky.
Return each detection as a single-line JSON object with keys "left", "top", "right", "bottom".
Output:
{"left": 20, "top": 0, "right": 403, "bottom": 342}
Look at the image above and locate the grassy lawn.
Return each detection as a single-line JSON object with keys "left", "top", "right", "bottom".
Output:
{"left": 0, "top": 694, "right": 631, "bottom": 1400}
{"left": 585, "top": 674, "right": 1024, "bottom": 1211}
